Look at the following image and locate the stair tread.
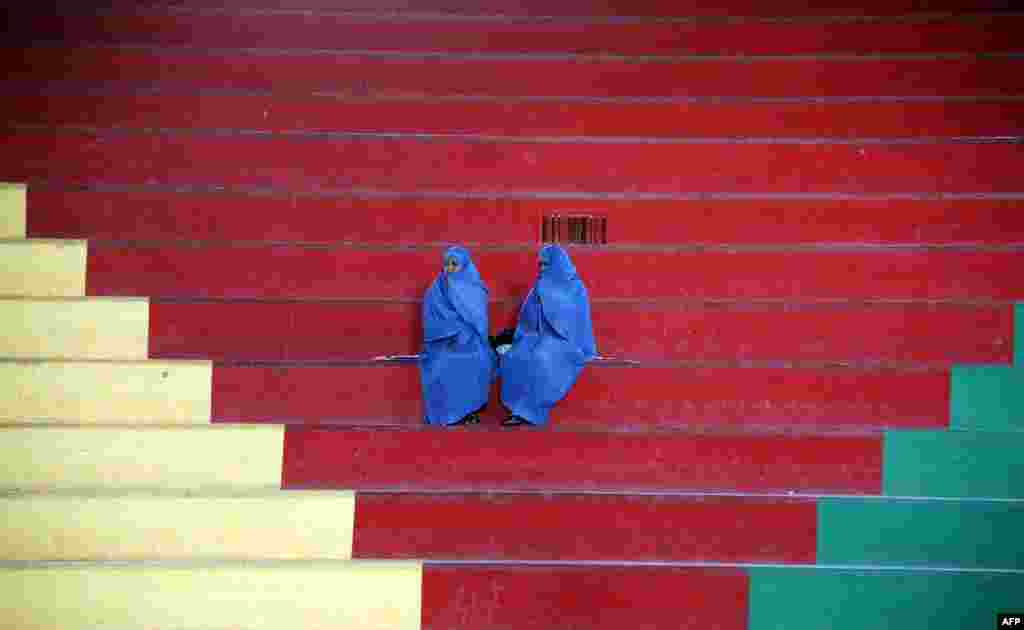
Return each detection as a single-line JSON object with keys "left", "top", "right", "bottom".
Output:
{"left": 214, "top": 362, "right": 950, "bottom": 429}
{"left": 281, "top": 425, "right": 884, "bottom": 494}
{"left": 24, "top": 187, "right": 1024, "bottom": 245}
{"left": 5, "top": 46, "right": 1024, "bottom": 99}
{"left": 77, "top": 243, "right": 1024, "bottom": 300}
{"left": 11, "top": 11, "right": 1024, "bottom": 56}
{"left": 146, "top": 299, "right": 1013, "bottom": 364}
{"left": 8, "top": 128, "right": 1024, "bottom": 195}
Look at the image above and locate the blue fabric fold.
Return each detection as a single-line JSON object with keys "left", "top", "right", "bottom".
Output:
{"left": 500, "top": 245, "right": 597, "bottom": 426}
{"left": 419, "top": 246, "right": 496, "bottom": 425}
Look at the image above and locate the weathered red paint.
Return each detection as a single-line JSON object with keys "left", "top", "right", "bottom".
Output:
{"left": 88, "top": 244, "right": 1024, "bottom": 300}
{"left": 4, "top": 47, "right": 1023, "bottom": 98}
{"left": 9, "top": 11, "right": 1023, "bottom": 55}
{"left": 86, "top": 0, "right": 1019, "bottom": 16}
{"left": 28, "top": 189, "right": 1024, "bottom": 245}
{"left": 213, "top": 364, "right": 947, "bottom": 429}
{"left": 10, "top": 96, "right": 1024, "bottom": 139}
{"left": 152, "top": 300, "right": 1012, "bottom": 364}
{"left": 8, "top": 129, "right": 1024, "bottom": 193}
{"left": 281, "top": 426, "right": 883, "bottom": 493}
{"left": 421, "top": 564, "right": 750, "bottom": 630}
{"left": 353, "top": 492, "right": 816, "bottom": 562}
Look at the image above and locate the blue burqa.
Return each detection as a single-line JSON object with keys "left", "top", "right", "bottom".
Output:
{"left": 500, "top": 245, "right": 597, "bottom": 425}
{"left": 419, "top": 246, "right": 497, "bottom": 425}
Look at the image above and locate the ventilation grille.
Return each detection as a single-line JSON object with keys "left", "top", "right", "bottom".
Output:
{"left": 542, "top": 214, "right": 607, "bottom": 245}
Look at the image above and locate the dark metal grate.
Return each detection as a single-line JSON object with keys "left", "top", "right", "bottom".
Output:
{"left": 542, "top": 213, "right": 607, "bottom": 245}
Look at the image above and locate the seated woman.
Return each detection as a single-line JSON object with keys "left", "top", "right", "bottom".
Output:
{"left": 420, "top": 246, "right": 496, "bottom": 426}
{"left": 499, "top": 244, "right": 597, "bottom": 427}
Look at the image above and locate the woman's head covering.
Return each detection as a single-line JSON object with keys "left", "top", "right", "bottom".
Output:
{"left": 500, "top": 244, "right": 597, "bottom": 425}
{"left": 534, "top": 244, "right": 597, "bottom": 359}
{"left": 423, "top": 246, "right": 489, "bottom": 342}
{"left": 420, "top": 246, "right": 495, "bottom": 425}
{"left": 539, "top": 243, "right": 577, "bottom": 280}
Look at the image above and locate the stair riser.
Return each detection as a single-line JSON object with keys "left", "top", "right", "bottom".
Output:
{"left": 11, "top": 12, "right": 1024, "bottom": 55}
{"left": 151, "top": 300, "right": 1012, "bottom": 364}
{"left": 72, "top": 0, "right": 1020, "bottom": 17}
{"left": 9, "top": 131, "right": 1024, "bottom": 194}
{"left": 28, "top": 189, "right": 1024, "bottom": 245}
{"left": 213, "top": 365, "right": 949, "bottom": 429}
{"left": 11, "top": 96, "right": 1024, "bottom": 140}
{"left": 6, "top": 47, "right": 1024, "bottom": 98}
{"left": 85, "top": 245, "right": 1024, "bottom": 301}
{"left": 282, "top": 428, "right": 884, "bottom": 493}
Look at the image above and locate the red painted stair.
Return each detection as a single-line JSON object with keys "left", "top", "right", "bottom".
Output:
{"left": 24, "top": 188, "right": 1024, "bottom": 245}
{"left": 421, "top": 564, "right": 748, "bottom": 630}
{"left": 151, "top": 299, "right": 1012, "bottom": 364}
{"left": 9, "top": 10, "right": 1024, "bottom": 56}
{"left": 7, "top": 93, "right": 1024, "bottom": 139}
{"left": 281, "top": 426, "right": 883, "bottom": 494}
{"left": 5, "top": 46, "right": 1023, "bottom": 98}
{"left": 80, "top": 243, "right": 1024, "bottom": 301}
{"left": 353, "top": 492, "right": 816, "bottom": 563}
{"left": 212, "top": 363, "right": 949, "bottom": 430}
{"left": 6, "top": 129, "right": 1024, "bottom": 194}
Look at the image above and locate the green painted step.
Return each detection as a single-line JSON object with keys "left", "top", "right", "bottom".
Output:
{"left": 819, "top": 498, "right": 1024, "bottom": 570}
{"left": 884, "top": 430, "right": 1024, "bottom": 499}
{"left": 749, "top": 568, "right": 1023, "bottom": 630}
{"left": 951, "top": 366, "right": 1024, "bottom": 432}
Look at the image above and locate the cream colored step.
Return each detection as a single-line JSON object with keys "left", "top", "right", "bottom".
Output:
{"left": 0, "top": 561, "right": 421, "bottom": 630}
{"left": 0, "top": 183, "right": 25, "bottom": 238}
{"left": 0, "top": 491, "right": 354, "bottom": 561}
{"left": 0, "top": 239, "right": 86, "bottom": 297}
{"left": 0, "top": 425, "right": 283, "bottom": 492}
{"left": 0, "top": 359, "right": 210, "bottom": 423}
{"left": 0, "top": 298, "right": 148, "bottom": 360}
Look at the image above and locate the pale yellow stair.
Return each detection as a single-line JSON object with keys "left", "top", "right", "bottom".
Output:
{"left": 0, "top": 239, "right": 87, "bottom": 298}
{"left": 0, "top": 491, "right": 355, "bottom": 561}
{"left": 0, "top": 561, "right": 422, "bottom": 630}
{"left": 0, "top": 425, "right": 283, "bottom": 491}
{"left": 0, "top": 359, "right": 212, "bottom": 423}
{"left": 0, "top": 298, "right": 149, "bottom": 360}
{"left": 0, "top": 183, "right": 26, "bottom": 239}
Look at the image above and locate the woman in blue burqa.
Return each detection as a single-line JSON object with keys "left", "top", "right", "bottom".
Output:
{"left": 420, "top": 246, "right": 497, "bottom": 426}
{"left": 499, "top": 244, "right": 597, "bottom": 427}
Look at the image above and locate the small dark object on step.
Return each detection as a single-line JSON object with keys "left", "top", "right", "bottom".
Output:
{"left": 489, "top": 328, "right": 515, "bottom": 351}
{"left": 502, "top": 415, "right": 531, "bottom": 427}
{"left": 450, "top": 412, "right": 481, "bottom": 426}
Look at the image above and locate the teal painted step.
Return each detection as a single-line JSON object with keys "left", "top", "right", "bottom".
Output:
{"left": 749, "top": 568, "right": 1024, "bottom": 630}
{"left": 884, "top": 430, "right": 1024, "bottom": 499}
{"left": 818, "top": 498, "right": 1024, "bottom": 570}
{"left": 951, "top": 366, "right": 1024, "bottom": 432}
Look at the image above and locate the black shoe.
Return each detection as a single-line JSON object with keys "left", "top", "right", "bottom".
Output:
{"left": 502, "top": 415, "right": 530, "bottom": 427}
{"left": 489, "top": 328, "right": 516, "bottom": 351}
{"left": 450, "top": 413, "right": 480, "bottom": 426}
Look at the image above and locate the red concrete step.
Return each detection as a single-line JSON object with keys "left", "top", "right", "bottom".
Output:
{"left": 281, "top": 426, "right": 883, "bottom": 493}
{"left": 28, "top": 188, "right": 1024, "bottom": 245}
{"left": 353, "top": 493, "right": 816, "bottom": 562}
{"left": 212, "top": 364, "right": 947, "bottom": 430}
{"left": 90, "top": 0, "right": 1020, "bottom": 18}
{"left": 7, "top": 130, "right": 1024, "bottom": 195}
{"left": 151, "top": 300, "right": 1012, "bottom": 364}
{"left": 10, "top": 10, "right": 1023, "bottom": 55}
{"left": 8, "top": 92, "right": 1024, "bottom": 138}
{"left": 86, "top": 244, "right": 1024, "bottom": 301}
{"left": 4, "top": 46, "right": 1023, "bottom": 98}
{"left": 422, "top": 565, "right": 747, "bottom": 630}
